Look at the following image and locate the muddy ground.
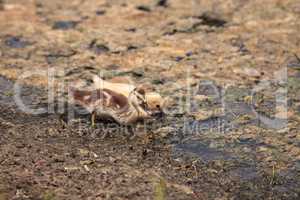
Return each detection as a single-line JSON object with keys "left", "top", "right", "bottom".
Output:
{"left": 0, "top": 0, "right": 300, "bottom": 199}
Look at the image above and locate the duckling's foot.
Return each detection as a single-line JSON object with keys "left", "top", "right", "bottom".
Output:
{"left": 128, "top": 123, "right": 148, "bottom": 140}
{"left": 127, "top": 125, "right": 136, "bottom": 140}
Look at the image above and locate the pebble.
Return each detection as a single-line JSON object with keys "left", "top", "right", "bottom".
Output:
{"left": 83, "top": 165, "right": 90, "bottom": 172}
{"left": 136, "top": 5, "right": 151, "bottom": 12}
{"left": 52, "top": 21, "right": 78, "bottom": 30}
{"left": 154, "top": 126, "right": 175, "bottom": 138}
{"left": 96, "top": 10, "right": 106, "bottom": 15}
{"left": 157, "top": 0, "right": 168, "bottom": 7}
{"left": 194, "top": 94, "right": 210, "bottom": 102}
{"left": 89, "top": 39, "right": 110, "bottom": 54}
{"left": 5, "top": 36, "right": 30, "bottom": 48}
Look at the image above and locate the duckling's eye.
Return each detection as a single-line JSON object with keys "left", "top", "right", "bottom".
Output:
{"left": 156, "top": 105, "right": 160, "bottom": 108}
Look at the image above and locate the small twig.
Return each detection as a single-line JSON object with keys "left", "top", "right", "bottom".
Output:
{"left": 270, "top": 165, "right": 276, "bottom": 185}
{"left": 0, "top": 157, "right": 8, "bottom": 165}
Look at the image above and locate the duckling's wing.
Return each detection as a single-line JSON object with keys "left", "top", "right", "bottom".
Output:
{"left": 70, "top": 87, "right": 130, "bottom": 113}
{"left": 93, "top": 75, "right": 136, "bottom": 97}
{"left": 70, "top": 87, "right": 103, "bottom": 112}
{"left": 101, "top": 89, "right": 129, "bottom": 110}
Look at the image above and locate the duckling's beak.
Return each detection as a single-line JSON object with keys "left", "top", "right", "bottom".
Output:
{"left": 150, "top": 106, "right": 165, "bottom": 118}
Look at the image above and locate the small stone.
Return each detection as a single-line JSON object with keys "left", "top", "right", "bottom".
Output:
{"left": 152, "top": 79, "right": 165, "bottom": 85}
{"left": 125, "top": 28, "right": 136, "bottom": 32}
{"left": 89, "top": 39, "right": 110, "bottom": 54}
{"left": 93, "top": 44, "right": 109, "bottom": 54}
{"left": 257, "top": 146, "right": 269, "bottom": 152}
{"left": 79, "top": 149, "right": 89, "bottom": 157}
{"left": 191, "top": 111, "right": 212, "bottom": 121}
{"left": 217, "top": 57, "right": 223, "bottom": 63}
{"left": 175, "top": 56, "right": 184, "bottom": 62}
{"left": 233, "top": 67, "right": 260, "bottom": 77}
{"left": 238, "top": 134, "right": 254, "bottom": 141}
{"left": 157, "top": 0, "right": 168, "bottom": 7}
{"left": 83, "top": 165, "right": 90, "bottom": 172}
{"left": 197, "top": 14, "right": 227, "bottom": 27}
{"left": 96, "top": 10, "right": 106, "bottom": 15}
{"left": 194, "top": 95, "right": 210, "bottom": 102}
{"left": 80, "top": 160, "right": 93, "bottom": 165}
{"left": 109, "top": 156, "right": 117, "bottom": 163}
{"left": 46, "top": 128, "right": 58, "bottom": 136}
{"left": 154, "top": 126, "right": 175, "bottom": 138}
{"left": 286, "top": 132, "right": 297, "bottom": 138}
{"left": 186, "top": 51, "right": 193, "bottom": 57}
{"left": 136, "top": 5, "right": 151, "bottom": 12}
{"left": 243, "top": 95, "right": 253, "bottom": 104}
{"left": 131, "top": 68, "right": 144, "bottom": 77}
{"left": 52, "top": 21, "right": 78, "bottom": 30}
{"left": 276, "top": 127, "right": 290, "bottom": 134}
{"left": 5, "top": 36, "right": 30, "bottom": 48}
{"left": 191, "top": 108, "right": 222, "bottom": 121}
{"left": 64, "top": 166, "right": 80, "bottom": 171}
{"left": 127, "top": 45, "right": 138, "bottom": 51}
{"left": 235, "top": 115, "right": 253, "bottom": 124}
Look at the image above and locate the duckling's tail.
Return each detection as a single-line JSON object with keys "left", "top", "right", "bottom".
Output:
{"left": 69, "top": 87, "right": 89, "bottom": 104}
{"left": 92, "top": 75, "right": 105, "bottom": 88}
{"left": 69, "top": 86, "right": 97, "bottom": 113}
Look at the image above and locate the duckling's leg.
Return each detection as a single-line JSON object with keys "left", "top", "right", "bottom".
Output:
{"left": 128, "top": 125, "right": 136, "bottom": 140}
{"left": 129, "top": 123, "right": 147, "bottom": 140}
{"left": 91, "top": 111, "right": 96, "bottom": 128}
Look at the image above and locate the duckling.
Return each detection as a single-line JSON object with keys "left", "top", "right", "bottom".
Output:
{"left": 70, "top": 86, "right": 151, "bottom": 126}
{"left": 92, "top": 75, "right": 164, "bottom": 114}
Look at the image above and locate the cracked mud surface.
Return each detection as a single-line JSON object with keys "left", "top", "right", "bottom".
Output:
{"left": 0, "top": 0, "right": 300, "bottom": 199}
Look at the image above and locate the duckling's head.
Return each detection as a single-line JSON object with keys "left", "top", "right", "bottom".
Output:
{"left": 145, "top": 92, "right": 165, "bottom": 116}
